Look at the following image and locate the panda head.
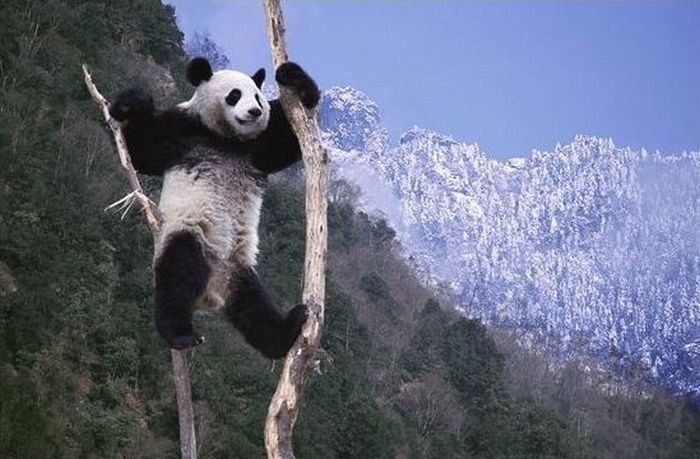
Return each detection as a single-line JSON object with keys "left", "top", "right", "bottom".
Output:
{"left": 181, "top": 57, "right": 271, "bottom": 140}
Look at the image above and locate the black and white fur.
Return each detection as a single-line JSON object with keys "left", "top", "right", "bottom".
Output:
{"left": 109, "top": 57, "right": 320, "bottom": 358}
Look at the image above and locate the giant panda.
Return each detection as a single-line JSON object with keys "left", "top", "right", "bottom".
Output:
{"left": 108, "top": 57, "right": 320, "bottom": 358}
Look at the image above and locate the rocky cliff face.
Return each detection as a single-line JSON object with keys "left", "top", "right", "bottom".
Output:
{"left": 321, "top": 86, "right": 700, "bottom": 398}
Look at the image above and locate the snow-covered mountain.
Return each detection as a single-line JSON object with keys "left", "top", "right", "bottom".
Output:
{"left": 321, "top": 86, "right": 700, "bottom": 398}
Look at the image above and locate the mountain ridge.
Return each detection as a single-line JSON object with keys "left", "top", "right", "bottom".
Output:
{"left": 321, "top": 85, "right": 700, "bottom": 399}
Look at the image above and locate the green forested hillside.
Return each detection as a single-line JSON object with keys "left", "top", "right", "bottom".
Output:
{"left": 1, "top": 1, "right": 698, "bottom": 458}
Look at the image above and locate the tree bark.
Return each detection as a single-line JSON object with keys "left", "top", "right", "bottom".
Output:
{"left": 262, "top": 2, "right": 329, "bottom": 458}
{"left": 82, "top": 64, "right": 198, "bottom": 459}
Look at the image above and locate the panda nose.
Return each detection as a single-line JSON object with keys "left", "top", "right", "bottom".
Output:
{"left": 248, "top": 108, "right": 262, "bottom": 118}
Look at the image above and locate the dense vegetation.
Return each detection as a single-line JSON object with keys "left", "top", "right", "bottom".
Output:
{"left": 1, "top": 1, "right": 698, "bottom": 457}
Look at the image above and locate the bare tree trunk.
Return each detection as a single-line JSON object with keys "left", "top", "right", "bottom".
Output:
{"left": 172, "top": 349, "right": 197, "bottom": 459}
{"left": 82, "top": 65, "right": 198, "bottom": 459}
{"left": 262, "top": 2, "right": 329, "bottom": 458}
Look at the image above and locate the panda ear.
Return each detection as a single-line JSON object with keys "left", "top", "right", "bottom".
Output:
{"left": 186, "top": 57, "right": 213, "bottom": 86}
{"left": 251, "top": 68, "right": 265, "bottom": 89}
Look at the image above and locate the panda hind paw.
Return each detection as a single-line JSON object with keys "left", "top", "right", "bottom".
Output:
{"left": 286, "top": 304, "right": 309, "bottom": 342}
{"left": 169, "top": 333, "right": 205, "bottom": 350}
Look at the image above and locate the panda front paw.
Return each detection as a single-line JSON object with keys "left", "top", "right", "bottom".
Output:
{"left": 109, "top": 87, "right": 155, "bottom": 122}
{"left": 275, "top": 62, "right": 320, "bottom": 109}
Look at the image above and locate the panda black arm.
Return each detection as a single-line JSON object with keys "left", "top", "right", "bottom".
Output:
{"left": 250, "top": 63, "right": 320, "bottom": 174}
{"left": 109, "top": 88, "right": 193, "bottom": 176}
{"left": 250, "top": 100, "right": 303, "bottom": 174}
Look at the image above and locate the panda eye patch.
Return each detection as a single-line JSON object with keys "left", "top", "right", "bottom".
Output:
{"left": 255, "top": 93, "right": 262, "bottom": 107}
{"left": 225, "top": 89, "right": 242, "bottom": 106}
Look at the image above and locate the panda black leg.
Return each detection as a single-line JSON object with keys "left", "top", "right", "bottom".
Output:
{"left": 154, "top": 231, "right": 209, "bottom": 349}
{"left": 225, "top": 267, "right": 308, "bottom": 359}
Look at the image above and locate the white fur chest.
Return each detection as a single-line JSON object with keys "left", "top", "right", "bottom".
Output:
{"left": 155, "top": 161, "right": 263, "bottom": 268}
{"left": 157, "top": 167, "right": 227, "bottom": 256}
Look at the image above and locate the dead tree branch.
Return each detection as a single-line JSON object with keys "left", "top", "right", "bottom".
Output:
{"left": 262, "top": 2, "right": 329, "bottom": 458}
{"left": 82, "top": 64, "right": 198, "bottom": 459}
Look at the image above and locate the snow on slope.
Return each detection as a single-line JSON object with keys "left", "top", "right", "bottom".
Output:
{"left": 321, "top": 86, "right": 700, "bottom": 398}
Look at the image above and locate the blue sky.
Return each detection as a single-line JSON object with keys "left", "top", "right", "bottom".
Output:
{"left": 168, "top": 1, "right": 700, "bottom": 159}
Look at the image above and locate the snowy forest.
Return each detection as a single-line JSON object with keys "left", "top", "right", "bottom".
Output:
{"left": 323, "top": 87, "right": 700, "bottom": 399}
{"left": 1, "top": 1, "right": 699, "bottom": 458}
